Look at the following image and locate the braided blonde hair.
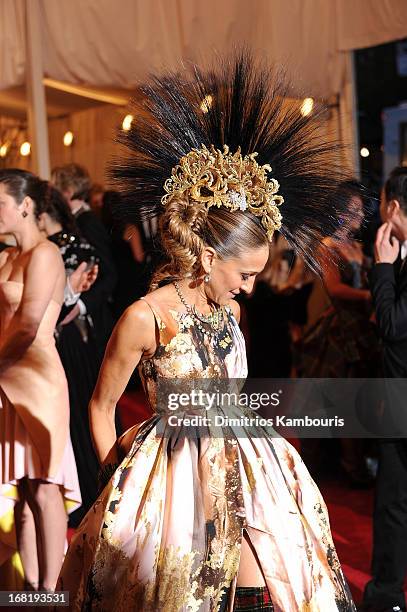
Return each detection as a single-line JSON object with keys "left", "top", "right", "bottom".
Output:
{"left": 150, "top": 196, "right": 268, "bottom": 290}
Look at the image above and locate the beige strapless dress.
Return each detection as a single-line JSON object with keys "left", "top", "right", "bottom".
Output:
{"left": 0, "top": 281, "right": 81, "bottom": 581}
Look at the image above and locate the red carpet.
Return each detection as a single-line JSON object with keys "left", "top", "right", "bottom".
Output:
{"left": 322, "top": 482, "right": 374, "bottom": 604}
{"left": 67, "top": 390, "right": 377, "bottom": 606}
{"left": 117, "top": 388, "right": 152, "bottom": 430}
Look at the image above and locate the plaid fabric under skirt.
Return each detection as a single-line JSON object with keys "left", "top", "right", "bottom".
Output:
{"left": 233, "top": 586, "right": 273, "bottom": 610}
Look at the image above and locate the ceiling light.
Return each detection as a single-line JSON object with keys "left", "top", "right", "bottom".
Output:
{"left": 122, "top": 114, "right": 133, "bottom": 131}
{"left": 0, "top": 143, "right": 9, "bottom": 158}
{"left": 20, "top": 141, "right": 31, "bottom": 156}
{"left": 300, "top": 98, "right": 314, "bottom": 117}
{"left": 63, "top": 131, "right": 74, "bottom": 146}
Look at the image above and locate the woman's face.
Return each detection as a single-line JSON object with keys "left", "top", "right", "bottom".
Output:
{"left": 205, "top": 244, "right": 269, "bottom": 305}
{"left": 349, "top": 195, "right": 364, "bottom": 231}
{"left": 0, "top": 182, "right": 23, "bottom": 234}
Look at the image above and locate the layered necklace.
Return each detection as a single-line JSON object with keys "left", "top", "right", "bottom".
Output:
{"left": 173, "top": 281, "right": 226, "bottom": 339}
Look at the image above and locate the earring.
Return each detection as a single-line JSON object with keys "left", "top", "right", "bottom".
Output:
{"left": 204, "top": 273, "right": 211, "bottom": 283}
{"left": 22, "top": 211, "right": 28, "bottom": 218}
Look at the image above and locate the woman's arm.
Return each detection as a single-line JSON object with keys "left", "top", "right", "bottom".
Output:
{"left": 89, "top": 300, "right": 157, "bottom": 464}
{"left": 323, "top": 258, "right": 370, "bottom": 302}
{"left": 0, "top": 242, "right": 64, "bottom": 374}
{"left": 228, "top": 298, "right": 240, "bottom": 323}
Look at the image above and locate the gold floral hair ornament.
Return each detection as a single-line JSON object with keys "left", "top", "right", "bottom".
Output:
{"left": 161, "top": 144, "right": 284, "bottom": 241}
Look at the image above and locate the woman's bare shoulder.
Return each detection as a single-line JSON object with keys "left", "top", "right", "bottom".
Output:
{"left": 27, "top": 240, "right": 63, "bottom": 270}
{"left": 140, "top": 284, "right": 177, "bottom": 307}
{"left": 122, "top": 298, "right": 157, "bottom": 328}
{"left": 121, "top": 290, "right": 176, "bottom": 335}
{"left": 133, "top": 284, "right": 182, "bottom": 320}
{"left": 227, "top": 298, "right": 240, "bottom": 323}
{"left": 106, "top": 299, "right": 158, "bottom": 356}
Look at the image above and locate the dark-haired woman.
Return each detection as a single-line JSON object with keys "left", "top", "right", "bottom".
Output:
{"left": 38, "top": 187, "right": 103, "bottom": 525}
{"left": 58, "top": 56, "right": 356, "bottom": 611}
{"left": 298, "top": 182, "right": 377, "bottom": 379}
{"left": 297, "top": 184, "right": 381, "bottom": 486}
{"left": 0, "top": 170, "right": 81, "bottom": 590}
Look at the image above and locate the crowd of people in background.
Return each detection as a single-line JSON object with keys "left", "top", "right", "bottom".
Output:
{"left": 0, "top": 162, "right": 407, "bottom": 611}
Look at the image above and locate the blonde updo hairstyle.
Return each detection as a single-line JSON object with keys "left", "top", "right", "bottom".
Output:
{"left": 150, "top": 195, "right": 269, "bottom": 290}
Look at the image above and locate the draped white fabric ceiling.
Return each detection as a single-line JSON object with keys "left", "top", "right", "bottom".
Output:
{"left": 1, "top": 0, "right": 406, "bottom": 99}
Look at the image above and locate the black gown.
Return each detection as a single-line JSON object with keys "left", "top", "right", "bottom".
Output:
{"left": 48, "top": 231, "right": 104, "bottom": 526}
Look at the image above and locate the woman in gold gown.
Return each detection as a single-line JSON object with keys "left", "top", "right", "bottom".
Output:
{"left": 58, "top": 53, "right": 356, "bottom": 611}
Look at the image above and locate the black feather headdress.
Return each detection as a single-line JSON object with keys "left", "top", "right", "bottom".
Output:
{"left": 110, "top": 51, "right": 352, "bottom": 272}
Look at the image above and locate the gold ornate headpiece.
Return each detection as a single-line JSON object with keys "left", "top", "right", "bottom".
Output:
{"left": 161, "top": 144, "right": 284, "bottom": 241}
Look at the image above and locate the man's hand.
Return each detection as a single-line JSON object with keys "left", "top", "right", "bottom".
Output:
{"left": 70, "top": 262, "right": 99, "bottom": 293}
{"left": 374, "top": 222, "right": 400, "bottom": 264}
{"left": 81, "top": 264, "right": 98, "bottom": 292}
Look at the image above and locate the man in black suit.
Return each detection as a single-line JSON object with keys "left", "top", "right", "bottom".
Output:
{"left": 52, "top": 164, "right": 117, "bottom": 350}
{"left": 363, "top": 167, "right": 407, "bottom": 612}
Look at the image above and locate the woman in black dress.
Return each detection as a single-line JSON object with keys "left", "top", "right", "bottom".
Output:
{"left": 38, "top": 187, "right": 103, "bottom": 526}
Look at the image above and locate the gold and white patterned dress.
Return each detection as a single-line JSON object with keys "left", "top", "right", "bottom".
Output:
{"left": 58, "top": 299, "right": 355, "bottom": 612}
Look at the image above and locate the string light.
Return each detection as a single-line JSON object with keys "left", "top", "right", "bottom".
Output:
{"left": 20, "top": 141, "right": 31, "bottom": 157}
{"left": 122, "top": 114, "right": 133, "bottom": 131}
{"left": 63, "top": 131, "right": 74, "bottom": 146}
{"left": 200, "top": 94, "right": 213, "bottom": 113}
{"left": 360, "top": 147, "right": 370, "bottom": 158}
{"left": 300, "top": 98, "right": 314, "bottom": 117}
{"left": 0, "top": 143, "right": 9, "bottom": 158}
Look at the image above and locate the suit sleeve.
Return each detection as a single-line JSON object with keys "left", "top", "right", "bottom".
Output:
{"left": 75, "top": 213, "right": 117, "bottom": 314}
{"left": 56, "top": 303, "right": 76, "bottom": 325}
{"left": 370, "top": 263, "right": 407, "bottom": 341}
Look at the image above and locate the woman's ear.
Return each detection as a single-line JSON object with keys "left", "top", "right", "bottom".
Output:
{"left": 21, "top": 195, "right": 34, "bottom": 216}
{"left": 200, "top": 246, "right": 217, "bottom": 274}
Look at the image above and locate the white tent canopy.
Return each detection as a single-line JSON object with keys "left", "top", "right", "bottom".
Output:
{"left": 1, "top": 0, "right": 406, "bottom": 96}
{"left": 0, "top": 0, "right": 406, "bottom": 178}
